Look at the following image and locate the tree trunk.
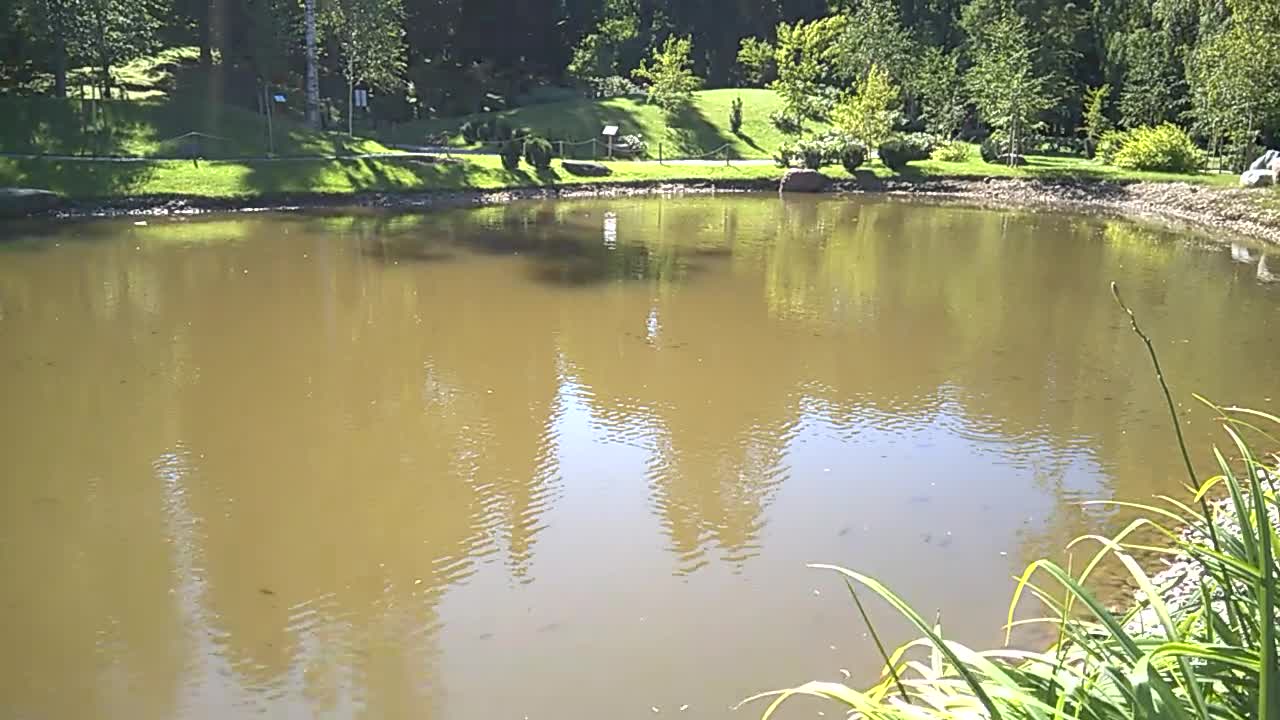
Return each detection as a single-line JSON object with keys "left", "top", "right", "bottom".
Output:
{"left": 53, "top": 33, "right": 67, "bottom": 98}
{"left": 199, "top": 0, "right": 213, "bottom": 68}
{"left": 348, "top": 74, "right": 354, "bottom": 137}
{"left": 304, "top": 0, "right": 321, "bottom": 129}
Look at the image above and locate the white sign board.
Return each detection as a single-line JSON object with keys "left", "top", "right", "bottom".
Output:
{"left": 602, "top": 125, "right": 619, "bottom": 137}
{"left": 354, "top": 89, "right": 369, "bottom": 108}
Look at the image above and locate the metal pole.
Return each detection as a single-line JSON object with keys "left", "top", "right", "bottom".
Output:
{"left": 265, "top": 82, "right": 275, "bottom": 155}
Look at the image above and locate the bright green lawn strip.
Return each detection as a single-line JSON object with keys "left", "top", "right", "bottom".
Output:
{"left": 0, "top": 151, "right": 1246, "bottom": 200}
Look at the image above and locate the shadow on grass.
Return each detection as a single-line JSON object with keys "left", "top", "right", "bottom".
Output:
{"left": 735, "top": 131, "right": 763, "bottom": 153}
{"left": 0, "top": 157, "right": 157, "bottom": 198}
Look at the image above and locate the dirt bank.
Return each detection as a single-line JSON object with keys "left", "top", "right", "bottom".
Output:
{"left": 26, "top": 176, "right": 1280, "bottom": 244}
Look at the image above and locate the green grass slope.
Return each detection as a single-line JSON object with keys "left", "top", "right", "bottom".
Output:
{"left": 0, "top": 97, "right": 390, "bottom": 159}
{"left": 381, "top": 88, "right": 822, "bottom": 159}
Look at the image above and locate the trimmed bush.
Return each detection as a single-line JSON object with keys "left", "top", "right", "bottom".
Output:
{"left": 498, "top": 139, "right": 522, "bottom": 170}
{"left": 1113, "top": 123, "right": 1205, "bottom": 173}
{"left": 730, "top": 95, "right": 744, "bottom": 135}
{"left": 839, "top": 142, "right": 867, "bottom": 173}
{"left": 523, "top": 136, "right": 554, "bottom": 170}
{"left": 878, "top": 134, "right": 933, "bottom": 170}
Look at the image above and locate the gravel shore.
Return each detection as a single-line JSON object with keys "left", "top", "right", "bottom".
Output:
{"left": 26, "top": 175, "right": 1280, "bottom": 245}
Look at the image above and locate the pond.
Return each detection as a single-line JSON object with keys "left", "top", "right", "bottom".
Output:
{"left": 2, "top": 195, "right": 1278, "bottom": 720}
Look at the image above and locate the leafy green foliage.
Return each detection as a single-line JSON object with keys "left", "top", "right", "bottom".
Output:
{"left": 1118, "top": 31, "right": 1184, "bottom": 128}
{"left": 963, "top": 4, "right": 1053, "bottom": 158}
{"left": 915, "top": 47, "right": 966, "bottom": 139}
{"left": 632, "top": 35, "right": 702, "bottom": 115}
{"left": 1081, "top": 83, "right": 1112, "bottom": 157}
{"left": 522, "top": 136, "right": 553, "bottom": 169}
{"left": 831, "top": 64, "right": 898, "bottom": 148}
{"left": 767, "top": 16, "right": 845, "bottom": 132}
{"left": 931, "top": 140, "right": 972, "bottom": 162}
{"left": 774, "top": 131, "right": 861, "bottom": 170}
{"left": 1113, "top": 123, "right": 1205, "bottom": 173}
{"left": 838, "top": 141, "right": 867, "bottom": 173}
{"left": 735, "top": 37, "right": 775, "bottom": 87}
{"left": 878, "top": 134, "right": 933, "bottom": 170}
{"left": 1096, "top": 128, "right": 1128, "bottom": 165}
{"left": 830, "top": 0, "right": 915, "bottom": 87}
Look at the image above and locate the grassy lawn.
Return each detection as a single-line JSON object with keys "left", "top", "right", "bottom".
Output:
{"left": 0, "top": 96, "right": 391, "bottom": 158}
{"left": 0, "top": 154, "right": 789, "bottom": 199}
{"left": 377, "top": 88, "right": 827, "bottom": 160}
{"left": 1, "top": 147, "right": 1255, "bottom": 200}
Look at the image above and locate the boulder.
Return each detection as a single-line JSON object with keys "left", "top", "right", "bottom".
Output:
{"left": 1249, "top": 149, "right": 1280, "bottom": 171}
{"left": 561, "top": 160, "right": 611, "bottom": 177}
{"left": 779, "top": 168, "right": 828, "bottom": 193}
{"left": 1240, "top": 169, "right": 1276, "bottom": 188}
{"left": 0, "top": 188, "right": 62, "bottom": 218}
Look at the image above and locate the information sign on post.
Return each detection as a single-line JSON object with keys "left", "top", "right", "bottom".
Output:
{"left": 602, "top": 125, "right": 619, "bottom": 159}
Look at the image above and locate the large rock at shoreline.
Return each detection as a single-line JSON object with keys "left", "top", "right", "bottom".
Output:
{"left": 1240, "top": 169, "right": 1276, "bottom": 188}
{"left": 0, "top": 188, "right": 62, "bottom": 218}
{"left": 562, "top": 160, "right": 611, "bottom": 177}
{"left": 779, "top": 169, "right": 828, "bottom": 193}
{"left": 1249, "top": 149, "right": 1280, "bottom": 171}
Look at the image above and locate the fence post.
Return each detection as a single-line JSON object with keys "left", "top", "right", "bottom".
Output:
{"left": 724, "top": 146, "right": 730, "bottom": 166}
{"left": 559, "top": 140, "right": 564, "bottom": 159}
{"left": 592, "top": 138, "right": 597, "bottom": 160}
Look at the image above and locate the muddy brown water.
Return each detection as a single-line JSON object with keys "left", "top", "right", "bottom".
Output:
{"left": 2, "top": 194, "right": 1279, "bottom": 720}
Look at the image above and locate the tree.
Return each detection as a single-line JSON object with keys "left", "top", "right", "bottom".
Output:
{"left": 831, "top": 0, "right": 916, "bottom": 88}
{"left": 736, "top": 36, "right": 774, "bottom": 87}
{"left": 1118, "top": 31, "right": 1183, "bottom": 128}
{"left": 304, "top": 0, "right": 320, "bottom": 128}
{"left": 915, "top": 46, "right": 967, "bottom": 139}
{"left": 1080, "top": 83, "right": 1111, "bottom": 157}
{"left": 832, "top": 63, "right": 898, "bottom": 147}
{"left": 632, "top": 35, "right": 701, "bottom": 115}
{"left": 767, "top": 15, "right": 845, "bottom": 131}
{"left": 964, "top": 2, "right": 1052, "bottom": 163}
{"left": 1187, "top": 0, "right": 1280, "bottom": 168}
{"left": 328, "top": 0, "right": 406, "bottom": 135}
{"left": 568, "top": 1, "right": 640, "bottom": 81}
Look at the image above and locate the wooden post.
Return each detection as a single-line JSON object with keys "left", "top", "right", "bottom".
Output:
{"left": 559, "top": 140, "right": 564, "bottom": 159}
{"left": 724, "top": 146, "right": 730, "bottom": 166}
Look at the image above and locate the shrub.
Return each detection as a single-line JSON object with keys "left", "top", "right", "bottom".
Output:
{"left": 932, "top": 140, "right": 971, "bottom": 162}
{"left": 523, "top": 136, "right": 554, "bottom": 170}
{"left": 498, "top": 139, "right": 522, "bottom": 170}
{"left": 878, "top": 134, "right": 934, "bottom": 170}
{"left": 1113, "top": 123, "right": 1206, "bottom": 173}
{"left": 1096, "top": 129, "right": 1129, "bottom": 165}
{"left": 730, "top": 95, "right": 744, "bottom": 135}
{"left": 491, "top": 120, "right": 515, "bottom": 142}
{"left": 460, "top": 120, "right": 478, "bottom": 144}
{"left": 839, "top": 141, "right": 867, "bottom": 173}
{"left": 473, "top": 119, "right": 494, "bottom": 142}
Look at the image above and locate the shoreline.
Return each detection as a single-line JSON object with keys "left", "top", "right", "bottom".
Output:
{"left": 19, "top": 175, "right": 1280, "bottom": 244}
